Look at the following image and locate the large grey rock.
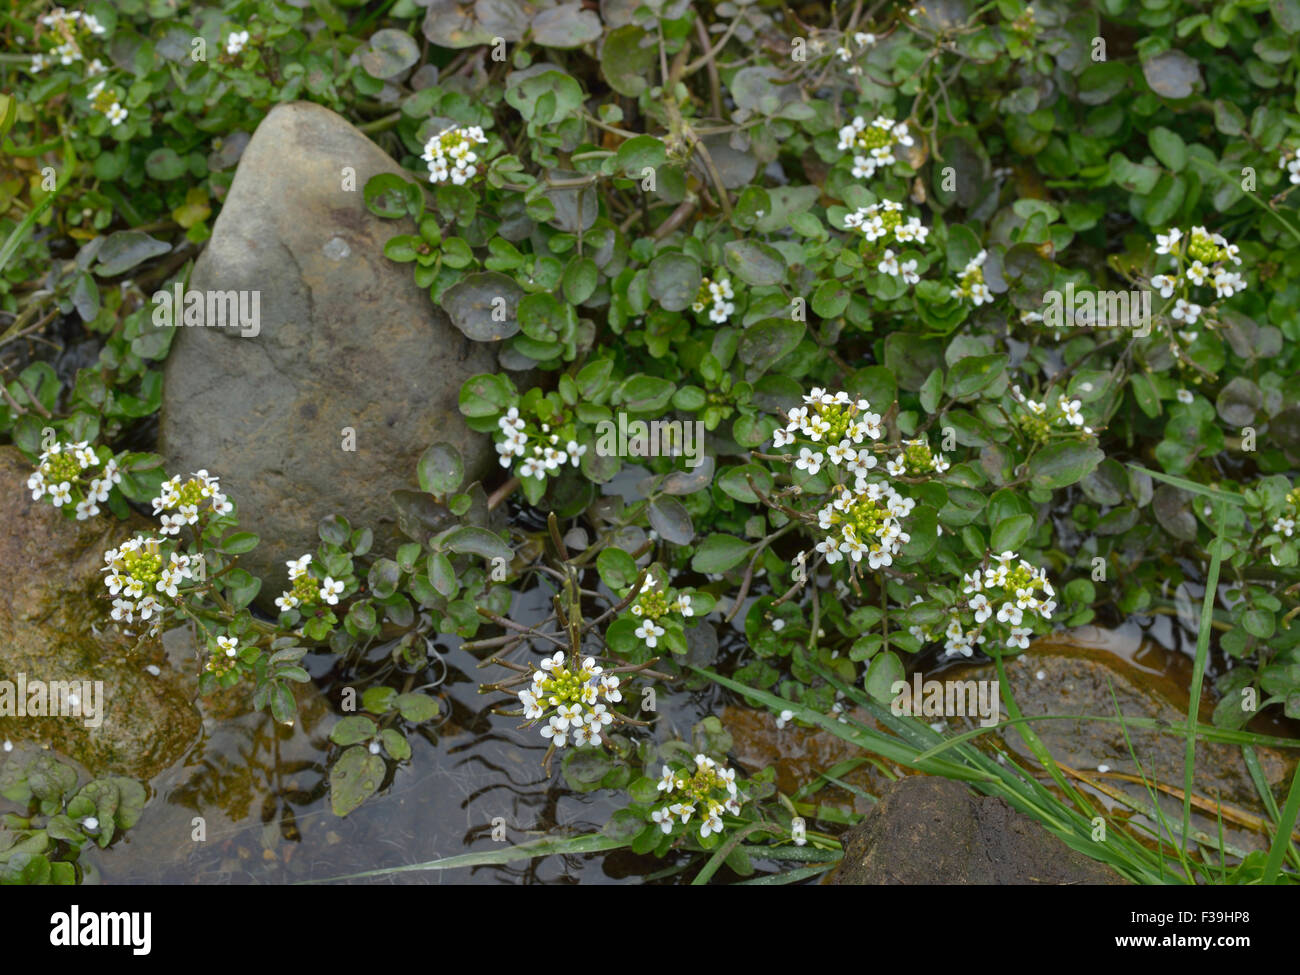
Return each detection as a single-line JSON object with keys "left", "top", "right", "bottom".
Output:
{"left": 830, "top": 776, "right": 1126, "bottom": 885}
{"left": 0, "top": 447, "right": 200, "bottom": 780}
{"left": 161, "top": 101, "right": 495, "bottom": 597}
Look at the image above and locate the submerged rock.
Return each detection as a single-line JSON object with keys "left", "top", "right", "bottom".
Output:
{"left": 0, "top": 447, "right": 200, "bottom": 780}
{"left": 161, "top": 100, "right": 497, "bottom": 599}
{"left": 830, "top": 776, "right": 1127, "bottom": 884}
{"left": 946, "top": 630, "right": 1294, "bottom": 852}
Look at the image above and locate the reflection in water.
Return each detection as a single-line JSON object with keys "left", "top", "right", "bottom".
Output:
{"left": 87, "top": 620, "right": 667, "bottom": 883}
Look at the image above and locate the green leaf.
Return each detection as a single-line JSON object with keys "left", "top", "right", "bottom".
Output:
{"left": 418, "top": 442, "right": 464, "bottom": 495}
{"left": 329, "top": 747, "right": 386, "bottom": 817}
{"left": 647, "top": 253, "right": 701, "bottom": 312}
{"left": 945, "top": 354, "right": 1007, "bottom": 399}
{"left": 1148, "top": 126, "right": 1187, "bottom": 172}
{"left": 394, "top": 692, "right": 439, "bottom": 723}
{"left": 723, "top": 240, "right": 786, "bottom": 286}
{"left": 990, "top": 513, "right": 1035, "bottom": 552}
{"left": 615, "top": 135, "right": 666, "bottom": 175}
{"left": 220, "top": 532, "right": 259, "bottom": 555}
{"left": 1027, "top": 443, "right": 1103, "bottom": 490}
{"left": 691, "top": 534, "right": 752, "bottom": 573}
{"left": 441, "top": 525, "right": 513, "bottom": 562}
{"left": 441, "top": 271, "right": 523, "bottom": 341}
{"left": 562, "top": 256, "right": 599, "bottom": 305}
{"left": 865, "top": 652, "right": 905, "bottom": 703}
{"left": 330, "top": 715, "right": 377, "bottom": 746}
{"left": 361, "top": 28, "right": 420, "bottom": 79}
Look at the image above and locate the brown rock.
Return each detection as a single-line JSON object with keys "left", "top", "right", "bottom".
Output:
{"left": 830, "top": 776, "right": 1126, "bottom": 885}
{"left": 0, "top": 447, "right": 200, "bottom": 779}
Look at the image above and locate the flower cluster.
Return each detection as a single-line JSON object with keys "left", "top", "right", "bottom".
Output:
{"left": 837, "top": 115, "right": 913, "bottom": 180}
{"left": 26, "top": 440, "right": 120, "bottom": 520}
{"left": 86, "top": 79, "right": 127, "bottom": 126}
{"left": 151, "top": 470, "right": 233, "bottom": 535}
{"left": 29, "top": 7, "right": 106, "bottom": 73}
{"left": 691, "top": 275, "right": 736, "bottom": 324}
{"left": 494, "top": 406, "right": 587, "bottom": 481}
{"left": 273, "top": 554, "right": 344, "bottom": 613}
{"left": 627, "top": 574, "right": 695, "bottom": 652}
{"left": 226, "top": 29, "right": 250, "bottom": 56}
{"left": 809, "top": 480, "right": 914, "bottom": 570}
{"left": 101, "top": 536, "right": 193, "bottom": 634}
{"left": 885, "top": 438, "right": 950, "bottom": 477}
{"left": 913, "top": 552, "right": 1056, "bottom": 657}
{"left": 421, "top": 125, "right": 488, "bottom": 186}
{"left": 1008, "top": 385, "right": 1092, "bottom": 444}
{"left": 518, "top": 651, "right": 622, "bottom": 749}
{"left": 651, "top": 754, "right": 741, "bottom": 839}
{"left": 1150, "top": 227, "right": 1246, "bottom": 322}
{"left": 951, "top": 250, "right": 993, "bottom": 305}
{"left": 773, "top": 388, "right": 884, "bottom": 478}
{"left": 843, "top": 199, "right": 930, "bottom": 247}
{"left": 205, "top": 634, "right": 245, "bottom": 678}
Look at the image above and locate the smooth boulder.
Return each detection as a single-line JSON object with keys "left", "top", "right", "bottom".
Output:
{"left": 160, "top": 101, "right": 496, "bottom": 598}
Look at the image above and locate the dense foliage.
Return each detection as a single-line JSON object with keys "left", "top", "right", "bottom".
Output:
{"left": 5, "top": 0, "right": 1300, "bottom": 882}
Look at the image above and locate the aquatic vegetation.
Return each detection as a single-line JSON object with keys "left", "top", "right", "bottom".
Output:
{"left": 5, "top": 0, "right": 1300, "bottom": 888}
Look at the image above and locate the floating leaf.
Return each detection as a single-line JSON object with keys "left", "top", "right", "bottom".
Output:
{"left": 329, "top": 747, "right": 386, "bottom": 817}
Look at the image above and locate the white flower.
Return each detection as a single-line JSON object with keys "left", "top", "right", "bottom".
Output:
{"left": 658, "top": 765, "right": 678, "bottom": 792}
{"left": 700, "top": 811, "right": 725, "bottom": 838}
{"left": 969, "top": 593, "right": 991, "bottom": 623}
{"left": 274, "top": 593, "right": 299, "bottom": 612}
{"left": 1151, "top": 273, "right": 1177, "bottom": 298}
{"left": 49, "top": 481, "right": 72, "bottom": 507}
{"left": 775, "top": 709, "right": 794, "bottom": 729}
{"left": 27, "top": 471, "right": 45, "bottom": 500}
{"left": 652, "top": 807, "right": 674, "bottom": 833}
{"left": 1155, "top": 228, "right": 1182, "bottom": 255}
{"left": 1006, "top": 626, "right": 1032, "bottom": 650}
{"left": 75, "top": 498, "right": 100, "bottom": 521}
{"left": 795, "top": 447, "right": 824, "bottom": 476}
{"left": 878, "top": 249, "right": 900, "bottom": 277}
{"left": 319, "top": 576, "right": 345, "bottom": 604}
{"left": 226, "top": 29, "right": 250, "bottom": 55}
{"left": 217, "top": 635, "right": 239, "bottom": 658}
{"left": 105, "top": 102, "right": 128, "bottom": 126}
{"left": 287, "top": 554, "right": 312, "bottom": 579}
{"left": 540, "top": 716, "right": 568, "bottom": 748}
{"left": 1058, "top": 397, "right": 1084, "bottom": 427}
{"left": 634, "top": 620, "right": 664, "bottom": 648}
{"left": 1176, "top": 388, "right": 1194, "bottom": 404}
{"left": 900, "top": 259, "right": 920, "bottom": 285}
